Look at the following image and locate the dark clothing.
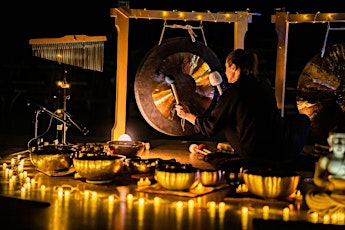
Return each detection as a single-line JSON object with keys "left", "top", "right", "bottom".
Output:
{"left": 194, "top": 75, "right": 310, "bottom": 164}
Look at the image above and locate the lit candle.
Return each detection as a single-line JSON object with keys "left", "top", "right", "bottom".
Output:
{"left": 126, "top": 193, "right": 133, "bottom": 202}
{"left": 338, "top": 213, "right": 345, "bottom": 224}
{"left": 2, "top": 163, "right": 7, "bottom": 170}
{"left": 153, "top": 197, "right": 160, "bottom": 206}
{"left": 309, "top": 212, "right": 318, "bottom": 223}
{"left": 242, "top": 206, "right": 248, "bottom": 215}
{"left": 331, "top": 213, "right": 338, "bottom": 224}
{"left": 11, "top": 158, "right": 16, "bottom": 167}
{"left": 17, "top": 165, "right": 23, "bottom": 173}
{"left": 323, "top": 214, "right": 330, "bottom": 224}
{"left": 108, "top": 195, "right": 115, "bottom": 202}
{"left": 263, "top": 205, "right": 269, "bottom": 220}
{"left": 283, "top": 207, "right": 290, "bottom": 221}
{"left": 187, "top": 199, "right": 194, "bottom": 208}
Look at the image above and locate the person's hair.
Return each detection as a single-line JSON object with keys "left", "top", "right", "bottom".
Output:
{"left": 226, "top": 49, "right": 258, "bottom": 77}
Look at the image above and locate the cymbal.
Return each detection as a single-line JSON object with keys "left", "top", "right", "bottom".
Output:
{"left": 134, "top": 37, "right": 224, "bottom": 136}
{"left": 297, "top": 43, "right": 345, "bottom": 144}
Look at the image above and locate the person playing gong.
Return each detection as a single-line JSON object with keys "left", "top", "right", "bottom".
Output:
{"left": 175, "top": 48, "right": 311, "bottom": 170}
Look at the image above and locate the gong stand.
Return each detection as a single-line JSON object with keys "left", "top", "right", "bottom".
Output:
{"left": 159, "top": 21, "right": 207, "bottom": 46}
{"left": 271, "top": 12, "right": 345, "bottom": 116}
{"left": 110, "top": 7, "right": 258, "bottom": 140}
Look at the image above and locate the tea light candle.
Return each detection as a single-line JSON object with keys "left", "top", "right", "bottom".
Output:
{"left": 283, "top": 207, "right": 290, "bottom": 221}
{"left": 187, "top": 199, "right": 195, "bottom": 208}
{"left": 309, "top": 211, "right": 318, "bottom": 223}
{"left": 262, "top": 205, "right": 269, "bottom": 220}
{"left": 323, "top": 214, "right": 330, "bottom": 224}
{"left": 242, "top": 206, "right": 248, "bottom": 215}
{"left": 126, "top": 193, "right": 133, "bottom": 202}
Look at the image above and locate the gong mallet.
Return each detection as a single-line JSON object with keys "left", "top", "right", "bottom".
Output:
{"left": 209, "top": 71, "right": 223, "bottom": 95}
{"left": 165, "top": 74, "right": 180, "bottom": 104}
{"left": 189, "top": 143, "right": 213, "bottom": 155}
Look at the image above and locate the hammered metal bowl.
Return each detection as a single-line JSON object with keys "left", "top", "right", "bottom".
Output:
{"left": 29, "top": 144, "right": 77, "bottom": 175}
{"left": 242, "top": 168, "right": 301, "bottom": 199}
{"left": 154, "top": 164, "right": 198, "bottom": 190}
{"left": 107, "top": 140, "right": 145, "bottom": 157}
{"left": 199, "top": 169, "right": 223, "bottom": 186}
{"left": 73, "top": 154, "right": 124, "bottom": 183}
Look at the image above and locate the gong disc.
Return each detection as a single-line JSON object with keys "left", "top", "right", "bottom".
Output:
{"left": 296, "top": 43, "right": 345, "bottom": 144}
{"left": 134, "top": 37, "right": 223, "bottom": 136}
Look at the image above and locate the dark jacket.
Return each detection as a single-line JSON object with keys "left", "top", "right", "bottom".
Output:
{"left": 194, "top": 75, "right": 309, "bottom": 162}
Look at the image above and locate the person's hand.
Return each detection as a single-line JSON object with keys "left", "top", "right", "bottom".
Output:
{"left": 175, "top": 104, "right": 196, "bottom": 125}
{"left": 175, "top": 104, "right": 187, "bottom": 119}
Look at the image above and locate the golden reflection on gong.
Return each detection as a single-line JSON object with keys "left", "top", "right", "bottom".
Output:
{"left": 152, "top": 52, "right": 213, "bottom": 119}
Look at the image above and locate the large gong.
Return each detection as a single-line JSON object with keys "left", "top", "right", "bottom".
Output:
{"left": 296, "top": 43, "right": 345, "bottom": 144}
{"left": 134, "top": 37, "right": 223, "bottom": 136}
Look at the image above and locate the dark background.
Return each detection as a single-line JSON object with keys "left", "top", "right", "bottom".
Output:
{"left": 1, "top": 1, "right": 344, "bottom": 152}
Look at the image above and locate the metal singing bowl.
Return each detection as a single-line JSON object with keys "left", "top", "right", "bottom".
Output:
{"left": 73, "top": 155, "right": 124, "bottom": 183}
{"left": 242, "top": 168, "right": 301, "bottom": 199}
{"left": 29, "top": 144, "right": 76, "bottom": 174}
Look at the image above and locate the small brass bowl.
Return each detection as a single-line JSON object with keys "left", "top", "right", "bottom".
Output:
{"left": 242, "top": 168, "right": 301, "bottom": 199}
{"left": 155, "top": 164, "right": 197, "bottom": 190}
{"left": 73, "top": 155, "right": 124, "bottom": 183}
{"left": 199, "top": 169, "right": 223, "bottom": 186}
{"left": 107, "top": 140, "right": 145, "bottom": 157}
{"left": 30, "top": 144, "right": 77, "bottom": 176}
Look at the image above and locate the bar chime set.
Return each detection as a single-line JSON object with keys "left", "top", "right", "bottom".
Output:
{"left": 28, "top": 35, "right": 107, "bottom": 145}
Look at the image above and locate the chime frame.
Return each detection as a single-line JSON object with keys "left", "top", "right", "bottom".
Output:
{"left": 110, "top": 7, "right": 256, "bottom": 140}
{"left": 271, "top": 12, "right": 345, "bottom": 116}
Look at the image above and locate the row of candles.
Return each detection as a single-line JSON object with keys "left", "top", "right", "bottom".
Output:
{"left": 1, "top": 155, "right": 344, "bottom": 225}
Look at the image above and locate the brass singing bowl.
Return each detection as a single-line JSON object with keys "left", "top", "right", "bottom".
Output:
{"left": 73, "top": 155, "right": 124, "bottom": 183}
{"left": 155, "top": 164, "right": 198, "bottom": 190}
{"left": 199, "top": 169, "right": 223, "bottom": 187}
{"left": 107, "top": 140, "right": 145, "bottom": 157}
{"left": 29, "top": 144, "right": 76, "bottom": 175}
{"left": 242, "top": 169, "right": 301, "bottom": 199}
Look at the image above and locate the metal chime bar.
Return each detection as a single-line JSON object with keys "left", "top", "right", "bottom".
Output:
{"left": 29, "top": 35, "right": 107, "bottom": 72}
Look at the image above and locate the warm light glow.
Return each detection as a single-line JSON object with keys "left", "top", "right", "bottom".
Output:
{"left": 242, "top": 206, "right": 248, "bottom": 214}
{"left": 263, "top": 205, "right": 269, "bottom": 220}
{"left": 118, "top": 134, "right": 132, "bottom": 141}
{"left": 309, "top": 212, "right": 318, "bottom": 223}
{"left": 283, "top": 207, "right": 290, "bottom": 221}
{"left": 323, "top": 214, "right": 330, "bottom": 224}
